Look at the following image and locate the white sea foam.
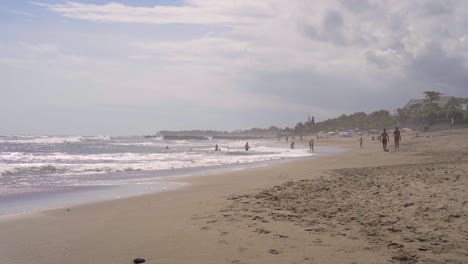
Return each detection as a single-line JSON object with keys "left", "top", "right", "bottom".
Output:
{"left": 85, "top": 135, "right": 112, "bottom": 141}
{"left": 0, "top": 135, "right": 333, "bottom": 215}
{"left": 0, "top": 135, "right": 320, "bottom": 200}
{"left": 0, "top": 135, "right": 84, "bottom": 144}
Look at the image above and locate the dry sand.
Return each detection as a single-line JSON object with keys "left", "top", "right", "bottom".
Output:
{"left": 0, "top": 129, "right": 467, "bottom": 264}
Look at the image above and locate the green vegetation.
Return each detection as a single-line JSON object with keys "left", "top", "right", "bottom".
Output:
{"left": 296, "top": 110, "right": 396, "bottom": 134}
{"left": 159, "top": 91, "right": 467, "bottom": 138}
{"left": 397, "top": 91, "right": 468, "bottom": 125}
{"left": 296, "top": 91, "right": 468, "bottom": 135}
{"left": 423, "top": 91, "right": 442, "bottom": 105}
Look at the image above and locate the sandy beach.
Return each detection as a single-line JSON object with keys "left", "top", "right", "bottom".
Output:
{"left": 0, "top": 129, "right": 467, "bottom": 264}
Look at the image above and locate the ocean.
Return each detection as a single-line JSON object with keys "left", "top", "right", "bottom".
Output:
{"left": 0, "top": 134, "right": 337, "bottom": 215}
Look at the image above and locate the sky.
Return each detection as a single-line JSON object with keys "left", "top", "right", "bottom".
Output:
{"left": 1, "top": 0, "right": 467, "bottom": 135}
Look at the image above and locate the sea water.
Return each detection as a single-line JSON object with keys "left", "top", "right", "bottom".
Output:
{"left": 0, "top": 135, "right": 339, "bottom": 215}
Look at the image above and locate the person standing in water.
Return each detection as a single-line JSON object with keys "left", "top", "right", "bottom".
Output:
{"left": 245, "top": 142, "right": 250, "bottom": 151}
{"left": 393, "top": 127, "right": 401, "bottom": 151}
{"left": 309, "top": 139, "right": 314, "bottom": 152}
{"left": 215, "top": 144, "right": 219, "bottom": 151}
{"left": 381, "top": 129, "right": 389, "bottom": 152}
{"left": 290, "top": 142, "right": 295, "bottom": 149}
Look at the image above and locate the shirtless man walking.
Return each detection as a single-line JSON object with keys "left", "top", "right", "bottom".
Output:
{"left": 393, "top": 127, "right": 401, "bottom": 151}
{"left": 381, "top": 129, "right": 390, "bottom": 152}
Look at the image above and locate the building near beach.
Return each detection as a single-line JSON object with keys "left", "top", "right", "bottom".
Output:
{"left": 403, "top": 96, "right": 468, "bottom": 111}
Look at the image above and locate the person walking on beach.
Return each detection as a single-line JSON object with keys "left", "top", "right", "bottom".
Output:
{"left": 381, "top": 129, "right": 389, "bottom": 152}
{"left": 359, "top": 137, "right": 363, "bottom": 149}
{"left": 245, "top": 142, "right": 250, "bottom": 151}
{"left": 309, "top": 139, "right": 314, "bottom": 152}
{"left": 393, "top": 127, "right": 401, "bottom": 151}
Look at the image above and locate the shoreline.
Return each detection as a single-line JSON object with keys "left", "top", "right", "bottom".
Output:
{"left": 0, "top": 131, "right": 466, "bottom": 264}
{"left": 0, "top": 144, "right": 344, "bottom": 217}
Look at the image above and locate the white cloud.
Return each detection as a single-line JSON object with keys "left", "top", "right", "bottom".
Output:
{"left": 28, "top": 1, "right": 468, "bottom": 82}
{"left": 32, "top": 1, "right": 275, "bottom": 25}
{"left": 2, "top": 0, "right": 466, "bottom": 133}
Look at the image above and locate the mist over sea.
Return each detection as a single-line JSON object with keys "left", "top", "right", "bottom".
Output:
{"left": 0, "top": 134, "right": 328, "bottom": 215}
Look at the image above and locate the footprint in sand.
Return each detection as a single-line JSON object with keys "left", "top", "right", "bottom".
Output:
{"left": 230, "top": 259, "right": 246, "bottom": 264}
{"left": 268, "top": 249, "right": 280, "bottom": 254}
{"left": 274, "top": 234, "right": 289, "bottom": 238}
{"left": 254, "top": 228, "right": 271, "bottom": 234}
{"left": 237, "top": 247, "right": 248, "bottom": 253}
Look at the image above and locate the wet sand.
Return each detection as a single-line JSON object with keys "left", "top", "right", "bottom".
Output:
{"left": 0, "top": 129, "right": 467, "bottom": 264}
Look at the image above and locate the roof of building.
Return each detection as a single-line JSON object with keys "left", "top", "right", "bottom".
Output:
{"left": 404, "top": 96, "right": 454, "bottom": 110}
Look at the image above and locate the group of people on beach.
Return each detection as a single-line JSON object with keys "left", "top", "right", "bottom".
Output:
{"left": 176, "top": 127, "right": 401, "bottom": 154}
{"left": 213, "top": 143, "right": 250, "bottom": 151}
{"left": 379, "top": 127, "right": 401, "bottom": 152}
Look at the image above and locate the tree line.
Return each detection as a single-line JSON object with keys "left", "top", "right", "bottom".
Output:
{"left": 294, "top": 109, "right": 396, "bottom": 135}
{"left": 157, "top": 91, "right": 467, "bottom": 138}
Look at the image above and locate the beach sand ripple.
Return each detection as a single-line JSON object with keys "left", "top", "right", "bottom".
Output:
{"left": 216, "top": 163, "right": 467, "bottom": 263}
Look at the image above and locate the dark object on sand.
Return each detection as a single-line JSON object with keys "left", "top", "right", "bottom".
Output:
{"left": 268, "top": 249, "right": 280, "bottom": 254}
{"left": 133, "top": 258, "right": 146, "bottom": 263}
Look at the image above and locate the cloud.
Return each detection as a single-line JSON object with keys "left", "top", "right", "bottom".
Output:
{"left": 1, "top": 0, "right": 466, "bottom": 134}
{"left": 421, "top": 0, "right": 452, "bottom": 16}
{"left": 300, "top": 10, "right": 347, "bottom": 45}
{"left": 322, "top": 10, "right": 345, "bottom": 45}
{"left": 31, "top": 1, "right": 275, "bottom": 25}
{"left": 408, "top": 42, "right": 468, "bottom": 93}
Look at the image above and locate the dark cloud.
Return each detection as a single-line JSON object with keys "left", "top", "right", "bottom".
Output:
{"left": 338, "top": 0, "right": 374, "bottom": 13}
{"left": 365, "top": 50, "right": 390, "bottom": 69}
{"left": 421, "top": 0, "right": 452, "bottom": 16}
{"left": 407, "top": 43, "right": 468, "bottom": 94}
{"left": 237, "top": 69, "right": 404, "bottom": 117}
{"left": 322, "top": 10, "right": 345, "bottom": 45}
{"left": 301, "top": 23, "right": 318, "bottom": 39}
{"left": 300, "top": 10, "right": 346, "bottom": 45}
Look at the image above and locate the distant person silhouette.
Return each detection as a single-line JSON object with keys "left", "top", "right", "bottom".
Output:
{"left": 393, "top": 127, "right": 401, "bottom": 151}
{"left": 215, "top": 144, "right": 219, "bottom": 151}
{"left": 290, "top": 142, "right": 295, "bottom": 149}
{"left": 245, "top": 142, "right": 250, "bottom": 151}
{"left": 359, "top": 137, "right": 363, "bottom": 149}
{"left": 309, "top": 139, "right": 314, "bottom": 152}
{"left": 380, "top": 129, "right": 389, "bottom": 152}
